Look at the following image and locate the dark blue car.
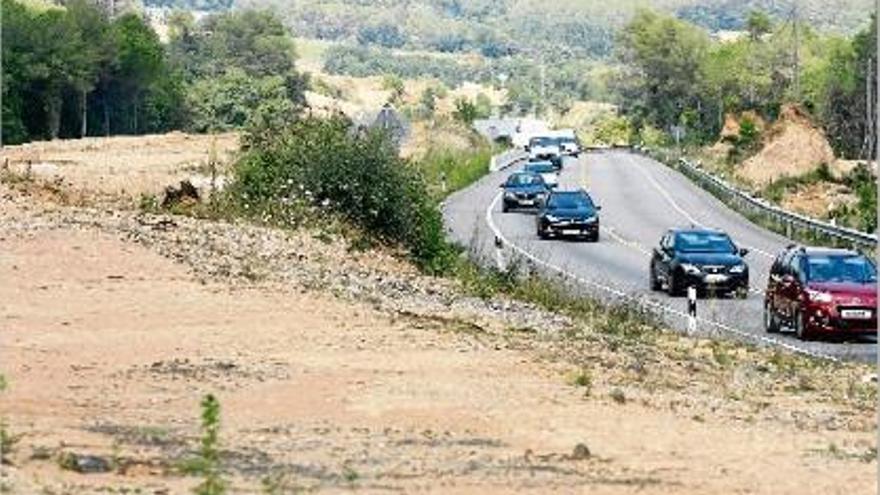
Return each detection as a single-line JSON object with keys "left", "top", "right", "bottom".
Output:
{"left": 501, "top": 172, "right": 548, "bottom": 212}
{"left": 536, "top": 189, "right": 601, "bottom": 242}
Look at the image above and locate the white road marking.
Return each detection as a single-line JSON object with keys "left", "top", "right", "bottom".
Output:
{"left": 631, "top": 158, "right": 775, "bottom": 259}
{"left": 603, "top": 226, "right": 651, "bottom": 256}
{"left": 485, "top": 191, "right": 835, "bottom": 362}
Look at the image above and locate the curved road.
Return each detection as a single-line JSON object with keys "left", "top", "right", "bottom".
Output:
{"left": 443, "top": 150, "right": 876, "bottom": 363}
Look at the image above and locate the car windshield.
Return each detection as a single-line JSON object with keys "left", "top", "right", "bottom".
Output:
{"left": 530, "top": 137, "right": 556, "bottom": 147}
{"left": 525, "top": 163, "right": 555, "bottom": 174}
{"left": 675, "top": 232, "right": 735, "bottom": 253}
{"left": 548, "top": 193, "right": 593, "bottom": 210}
{"left": 805, "top": 255, "right": 877, "bottom": 284}
{"left": 507, "top": 173, "right": 543, "bottom": 186}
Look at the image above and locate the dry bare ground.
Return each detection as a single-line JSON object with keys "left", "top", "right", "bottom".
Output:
{"left": 737, "top": 105, "right": 836, "bottom": 187}
{"left": 0, "top": 135, "right": 877, "bottom": 494}
{"left": 0, "top": 132, "right": 239, "bottom": 201}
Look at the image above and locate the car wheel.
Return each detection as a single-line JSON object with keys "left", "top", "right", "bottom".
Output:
{"left": 590, "top": 232, "right": 600, "bottom": 243}
{"left": 537, "top": 224, "right": 549, "bottom": 240}
{"left": 502, "top": 202, "right": 510, "bottom": 213}
{"left": 763, "top": 302, "right": 779, "bottom": 333}
{"left": 649, "top": 265, "right": 662, "bottom": 291}
{"left": 666, "top": 271, "right": 680, "bottom": 297}
{"left": 794, "top": 310, "right": 811, "bottom": 341}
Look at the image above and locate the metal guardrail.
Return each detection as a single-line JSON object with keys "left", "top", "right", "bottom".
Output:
{"left": 637, "top": 146, "right": 878, "bottom": 250}
{"left": 490, "top": 149, "right": 528, "bottom": 172}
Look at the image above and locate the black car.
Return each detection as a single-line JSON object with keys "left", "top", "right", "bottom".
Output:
{"left": 536, "top": 190, "right": 601, "bottom": 242}
{"left": 649, "top": 228, "right": 749, "bottom": 298}
{"left": 501, "top": 172, "right": 548, "bottom": 212}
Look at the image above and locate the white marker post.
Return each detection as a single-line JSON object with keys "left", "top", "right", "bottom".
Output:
{"left": 687, "top": 285, "right": 698, "bottom": 334}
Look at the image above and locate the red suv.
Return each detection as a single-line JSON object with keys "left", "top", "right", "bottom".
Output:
{"left": 764, "top": 245, "right": 877, "bottom": 340}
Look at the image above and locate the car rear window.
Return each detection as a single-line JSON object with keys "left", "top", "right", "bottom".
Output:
{"left": 525, "top": 164, "right": 555, "bottom": 173}
{"left": 548, "top": 193, "right": 593, "bottom": 209}
{"left": 530, "top": 137, "right": 556, "bottom": 146}
{"left": 508, "top": 173, "right": 542, "bottom": 186}
{"left": 675, "top": 232, "right": 735, "bottom": 253}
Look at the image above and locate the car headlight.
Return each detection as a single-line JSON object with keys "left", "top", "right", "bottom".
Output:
{"left": 545, "top": 215, "right": 559, "bottom": 223}
{"left": 680, "top": 263, "right": 701, "bottom": 275}
{"left": 503, "top": 191, "right": 516, "bottom": 199}
{"left": 806, "top": 289, "right": 833, "bottom": 303}
{"left": 584, "top": 215, "right": 598, "bottom": 223}
{"left": 728, "top": 264, "right": 747, "bottom": 274}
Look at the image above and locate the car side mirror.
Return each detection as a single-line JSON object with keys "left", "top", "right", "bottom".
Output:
{"left": 739, "top": 247, "right": 749, "bottom": 256}
{"left": 595, "top": 205, "right": 602, "bottom": 211}
{"left": 524, "top": 145, "right": 531, "bottom": 151}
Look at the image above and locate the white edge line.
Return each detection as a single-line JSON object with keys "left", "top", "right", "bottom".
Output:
{"left": 634, "top": 157, "right": 775, "bottom": 259}
{"left": 484, "top": 191, "right": 837, "bottom": 362}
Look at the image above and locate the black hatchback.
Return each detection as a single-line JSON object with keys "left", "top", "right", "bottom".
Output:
{"left": 649, "top": 228, "right": 750, "bottom": 298}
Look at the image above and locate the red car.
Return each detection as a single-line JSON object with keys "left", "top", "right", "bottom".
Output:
{"left": 764, "top": 245, "right": 877, "bottom": 340}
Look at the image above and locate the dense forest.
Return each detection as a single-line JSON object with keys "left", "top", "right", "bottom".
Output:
{"left": 1, "top": 0, "right": 306, "bottom": 144}
{"left": 2, "top": 0, "right": 182, "bottom": 143}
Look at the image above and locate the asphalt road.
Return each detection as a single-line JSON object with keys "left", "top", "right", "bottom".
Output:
{"left": 443, "top": 150, "right": 877, "bottom": 363}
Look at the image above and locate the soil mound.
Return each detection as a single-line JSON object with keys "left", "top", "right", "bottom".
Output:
{"left": 737, "top": 105, "right": 835, "bottom": 187}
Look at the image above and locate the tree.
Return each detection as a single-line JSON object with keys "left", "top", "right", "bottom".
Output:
{"left": 357, "top": 23, "right": 407, "bottom": 49}
{"left": 452, "top": 97, "right": 478, "bottom": 124}
{"left": 111, "top": 14, "right": 164, "bottom": 133}
{"left": 746, "top": 10, "right": 772, "bottom": 42}
{"left": 616, "top": 10, "right": 712, "bottom": 138}
{"left": 1, "top": 0, "right": 33, "bottom": 144}
{"left": 66, "top": 0, "right": 114, "bottom": 137}
{"left": 187, "top": 68, "right": 294, "bottom": 133}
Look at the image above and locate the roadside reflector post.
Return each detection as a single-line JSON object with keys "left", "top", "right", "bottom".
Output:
{"left": 687, "top": 285, "right": 698, "bottom": 334}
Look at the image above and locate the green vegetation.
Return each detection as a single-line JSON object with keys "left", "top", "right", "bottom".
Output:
{"left": 147, "top": 0, "right": 231, "bottom": 10}
{"left": 323, "top": 45, "right": 604, "bottom": 116}
{"left": 188, "top": 0, "right": 871, "bottom": 58}
{"left": 835, "top": 164, "right": 878, "bottom": 233}
{"left": 418, "top": 145, "right": 493, "bottom": 200}
{"left": 186, "top": 394, "right": 225, "bottom": 495}
{"left": 617, "top": 10, "right": 877, "bottom": 160}
{"left": 763, "top": 163, "right": 833, "bottom": 203}
{"left": 230, "top": 116, "right": 456, "bottom": 273}
{"left": 166, "top": 9, "right": 308, "bottom": 132}
{"left": 1, "top": 0, "right": 307, "bottom": 144}
{"left": 2, "top": 0, "right": 183, "bottom": 143}
{"left": 616, "top": 11, "right": 715, "bottom": 141}
{"left": 452, "top": 257, "right": 659, "bottom": 350}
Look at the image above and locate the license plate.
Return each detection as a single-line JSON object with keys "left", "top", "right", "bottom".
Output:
{"left": 562, "top": 229, "right": 581, "bottom": 236}
{"left": 705, "top": 274, "right": 728, "bottom": 284}
{"left": 519, "top": 200, "right": 534, "bottom": 206}
{"left": 842, "top": 309, "right": 873, "bottom": 319}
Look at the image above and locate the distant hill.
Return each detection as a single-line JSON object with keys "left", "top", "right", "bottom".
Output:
{"left": 144, "top": 0, "right": 873, "bottom": 58}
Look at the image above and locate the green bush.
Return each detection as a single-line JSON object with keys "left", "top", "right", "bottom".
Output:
{"left": 230, "top": 116, "right": 455, "bottom": 273}
{"left": 418, "top": 145, "right": 492, "bottom": 200}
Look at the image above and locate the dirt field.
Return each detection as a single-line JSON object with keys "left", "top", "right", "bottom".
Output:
{"left": 0, "top": 136, "right": 877, "bottom": 494}
{"left": 0, "top": 132, "right": 239, "bottom": 201}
